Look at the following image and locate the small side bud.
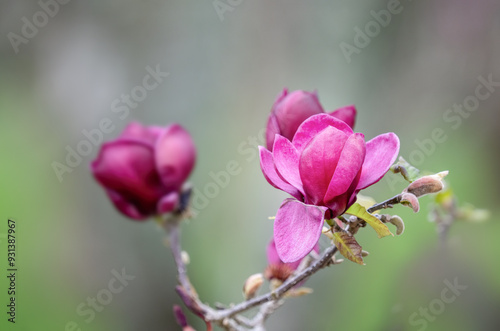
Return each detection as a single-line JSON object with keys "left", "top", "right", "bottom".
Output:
{"left": 361, "top": 250, "right": 370, "bottom": 257}
{"left": 175, "top": 286, "right": 204, "bottom": 318}
{"left": 181, "top": 251, "right": 190, "bottom": 265}
{"left": 270, "top": 278, "right": 283, "bottom": 290}
{"left": 388, "top": 215, "right": 405, "bottom": 235}
{"left": 285, "top": 287, "right": 313, "bottom": 298}
{"left": 332, "top": 255, "right": 344, "bottom": 264}
{"left": 404, "top": 171, "right": 448, "bottom": 197}
{"left": 322, "top": 226, "right": 334, "bottom": 240}
{"left": 391, "top": 156, "right": 421, "bottom": 182}
{"left": 243, "top": 273, "right": 264, "bottom": 300}
{"left": 401, "top": 192, "right": 420, "bottom": 213}
{"left": 173, "top": 305, "right": 196, "bottom": 331}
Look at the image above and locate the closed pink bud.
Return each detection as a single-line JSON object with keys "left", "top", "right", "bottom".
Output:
{"left": 404, "top": 171, "right": 448, "bottom": 197}
{"left": 265, "top": 89, "right": 357, "bottom": 150}
{"left": 91, "top": 122, "right": 196, "bottom": 220}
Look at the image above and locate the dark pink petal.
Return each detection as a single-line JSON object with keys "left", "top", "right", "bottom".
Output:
{"left": 266, "top": 89, "right": 290, "bottom": 150}
{"left": 157, "top": 191, "right": 180, "bottom": 214}
{"left": 105, "top": 189, "right": 149, "bottom": 220}
{"left": 120, "top": 122, "right": 164, "bottom": 146}
{"left": 155, "top": 124, "right": 196, "bottom": 191}
{"left": 299, "top": 126, "right": 349, "bottom": 205}
{"left": 327, "top": 169, "right": 362, "bottom": 217}
{"left": 259, "top": 147, "right": 302, "bottom": 200}
{"left": 272, "top": 90, "right": 324, "bottom": 142}
{"left": 292, "top": 113, "right": 353, "bottom": 153}
{"left": 267, "top": 238, "right": 319, "bottom": 271}
{"left": 272, "top": 135, "right": 304, "bottom": 194}
{"left": 274, "top": 199, "right": 327, "bottom": 263}
{"left": 329, "top": 105, "right": 357, "bottom": 129}
{"left": 347, "top": 190, "right": 359, "bottom": 208}
{"left": 91, "top": 140, "right": 165, "bottom": 218}
{"left": 274, "top": 88, "right": 289, "bottom": 104}
{"left": 265, "top": 114, "right": 281, "bottom": 151}
{"left": 356, "top": 132, "right": 400, "bottom": 190}
{"left": 324, "top": 133, "right": 365, "bottom": 204}
{"left": 266, "top": 239, "right": 282, "bottom": 266}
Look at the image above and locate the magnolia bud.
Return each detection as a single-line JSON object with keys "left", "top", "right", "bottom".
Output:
{"left": 181, "top": 251, "right": 190, "bottom": 265}
{"left": 175, "top": 286, "right": 204, "bottom": 318}
{"left": 322, "top": 226, "right": 334, "bottom": 240}
{"left": 405, "top": 171, "right": 448, "bottom": 197}
{"left": 331, "top": 255, "right": 344, "bottom": 264}
{"left": 270, "top": 278, "right": 283, "bottom": 290}
{"left": 284, "top": 287, "right": 313, "bottom": 298}
{"left": 91, "top": 123, "right": 196, "bottom": 220}
{"left": 173, "top": 305, "right": 196, "bottom": 331}
{"left": 243, "top": 273, "right": 264, "bottom": 300}
{"left": 401, "top": 192, "right": 420, "bottom": 213}
{"left": 388, "top": 215, "right": 405, "bottom": 235}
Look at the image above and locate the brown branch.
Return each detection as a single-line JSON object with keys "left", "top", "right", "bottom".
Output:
{"left": 205, "top": 244, "right": 338, "bottom": 322}
{"left": 165, "top": 212, "right": 338, "bottom": 328}
{"left": 164, "top": 187, "right": 409, "bottom": 329}
{"left": 367, "top": 194, "right": 402, "bottom": 213}
{"left": 165, "top": 192, "right": 416, "bottom": 328}
{"left": 166, "top": 220, "right": 192, "bottom": 295}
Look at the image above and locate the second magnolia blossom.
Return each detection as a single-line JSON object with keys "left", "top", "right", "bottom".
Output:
{"left": 91, "top": 122, "right": 196, "bottom": 220}
{"left": 259, "top": 113, "right": 400, "bottom": 263}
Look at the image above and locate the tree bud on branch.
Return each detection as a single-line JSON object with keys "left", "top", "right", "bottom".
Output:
{"left": 404, "top": 171, "right": 449, "bottom": 197}
{"left": 243, "top": 273, "right": 264, "bottom": 300}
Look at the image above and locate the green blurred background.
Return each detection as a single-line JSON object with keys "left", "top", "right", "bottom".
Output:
{"left": 1, "top": 1, "right": 499, "bottom": 330}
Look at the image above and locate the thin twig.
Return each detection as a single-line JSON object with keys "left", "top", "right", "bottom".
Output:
{"left": 367, "top": 194, "right": 402, "bottom": 213}
{"left": 250, "top": 300, "right": 283, "bottom": 328}
{"left": 166, "top": 221, "right": 192, "bottom": 293}
{"left": 206, "top": 245, "right": 338, "bottom": 321}
{"left": 166, "top": 214, "right": 339, "bottom": 326}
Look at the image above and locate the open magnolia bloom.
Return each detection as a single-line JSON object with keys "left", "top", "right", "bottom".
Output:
{"left": 259, "top": 113, "right": 400, "bottom": 263}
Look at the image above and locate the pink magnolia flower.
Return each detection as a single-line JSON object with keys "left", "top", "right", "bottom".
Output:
{"left": 266, "top": 89, "right": 356, "bottom": 150}
{"left": 259, "top": 113, "right": 399, "bottom": 262}
{"left": 91, "top": 122, "right": 196, "bottom": 220}
{"left": 264, "top": 239, "right": 318, "bottom": 282}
